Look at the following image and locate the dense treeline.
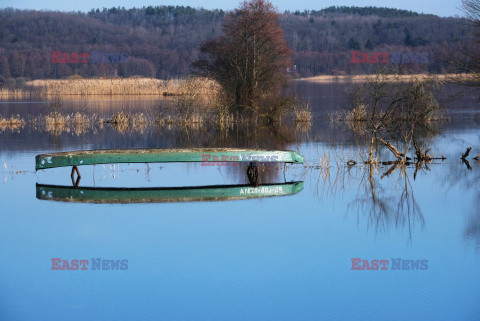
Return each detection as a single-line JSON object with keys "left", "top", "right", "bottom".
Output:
{"left": 282, "top": 12, "right": 469, "bottom": 75}
{"left": 307, "top": 6, "right": 430, "bottom": 17}
{"left": 0, "top": 6, "right": 471, "bottom": 83}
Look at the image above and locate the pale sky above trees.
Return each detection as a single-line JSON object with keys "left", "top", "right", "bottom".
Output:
{"left": 1, "top": 0, "right": 463, "bottom": 17}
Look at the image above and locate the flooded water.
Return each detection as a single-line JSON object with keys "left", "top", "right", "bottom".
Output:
{"left": 1, "top": 82, "right": 480, "bottom": 320}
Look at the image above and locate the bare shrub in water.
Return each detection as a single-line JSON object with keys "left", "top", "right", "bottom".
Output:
{"left": 345, "top": 73, "right": 445, "bottom": 163}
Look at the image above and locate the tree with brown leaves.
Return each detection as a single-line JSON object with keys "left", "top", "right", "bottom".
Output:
{"left": 196, "top": 0, "right": 292, "bottom": 116}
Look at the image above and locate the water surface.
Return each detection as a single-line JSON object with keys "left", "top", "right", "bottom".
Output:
{"left": 1, "top": 82, "right": 479, "bottom": 320}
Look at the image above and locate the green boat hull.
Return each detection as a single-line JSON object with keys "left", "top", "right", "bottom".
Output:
{"left": 36, "top": 182, "right": 304, "bottom": 204}
{"left": 36, "top": 148, "right": 304, "bottom": 170}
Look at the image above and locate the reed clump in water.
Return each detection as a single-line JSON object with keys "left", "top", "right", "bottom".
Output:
{"left": 71, "top": 112, "right": 91, "bottom": 126}
{"left": 71, "top": 112, "right": 95, "bottom": 135}
{"left": 293, "top": 101, "right": 313, "bottom": 123}
{"left": 0, "top": 115, "right": 26, "bottom": 132}
{"left": 132, "top": 113, "right": 148, "bottom": 128}
{"left": 344, "top": 104, "right": 368, "bottom": 122}
{"left": 103, "top": 112, "right": 131, "bottom": 131}
{"left": 102, "top": 112, "right": 150, "bottom": 132}
{"left": 43, "top": 113, "right": 94, "bottom": 135}
{"left": 44, "top": 95, "right": 69, "bottom": 132}
{"left": 294, "top": 109, "right": 312, "bottom": 123}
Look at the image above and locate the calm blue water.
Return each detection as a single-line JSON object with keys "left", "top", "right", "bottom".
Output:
{"left": 1, "top": 82, "right": 479, "bottom": 320}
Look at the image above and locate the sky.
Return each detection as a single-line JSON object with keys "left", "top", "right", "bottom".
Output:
{"left": 0, "top": 0, "right": 464, "bottom": 17}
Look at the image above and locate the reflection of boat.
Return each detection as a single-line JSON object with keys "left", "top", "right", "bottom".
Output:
{"left": 36, "top": 182, "right": 304, "bottom": 204}
{"left": 35, "top": 148, "right": 304, "bottom": 170}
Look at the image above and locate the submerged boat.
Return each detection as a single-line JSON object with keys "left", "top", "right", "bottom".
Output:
{"left": 35, "top": 148, "right": 304, "bottom": 170}
{"left": 35, "top": 148, "right": 305, "bottom": 187}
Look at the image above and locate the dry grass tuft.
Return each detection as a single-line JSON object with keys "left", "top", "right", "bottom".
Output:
{"left": 295, "top": 120, "right": 312, "bottom": 133}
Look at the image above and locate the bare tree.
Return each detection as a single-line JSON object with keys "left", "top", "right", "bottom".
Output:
{"left": 447, "top": 0, "right": 480, "bottom": 87}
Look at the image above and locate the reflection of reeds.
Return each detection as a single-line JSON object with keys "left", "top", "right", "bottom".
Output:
{"left": 0, "top": 88, "right": 38, "bottom": 99}
{"left": 295, "top": 121, "right": 312, "bottom": 134}
{"left": 71, "top": 112, "right": 94, "bottom": 136}
{"left": 1, "top": 109, "right": 319, "bottom": 135}
{"left": 185, "top": 114, "right": 203, "bottom": 125}
{"left": 156, "top": 112, "right": 204, "bottom": 127}
{"left": 0, "top": 115, "right": 26, "bottom": 132}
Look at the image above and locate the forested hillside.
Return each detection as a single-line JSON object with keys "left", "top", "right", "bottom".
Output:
{"left": 0, "top": 5, "right": 470, "bottom": 82}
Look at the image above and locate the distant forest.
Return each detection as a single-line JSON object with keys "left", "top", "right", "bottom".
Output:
{"left": 0, "top": 5, "right": 472, "bottom": 82}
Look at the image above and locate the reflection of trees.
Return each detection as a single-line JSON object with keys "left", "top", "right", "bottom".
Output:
{"left": 440, "top": 152, "right": 480, "bottom": 250}
{"left": 308, "top": 160, "right": 425, "bottom": 244}
{"left": 164, "top": 121, "right": 297, "bottom": 150}
{"left": 309, "top": 76, "right": 448, "bottom": 242}
{"left": 155, "top": 121, "right": 301, "bottom": 186}
{"left": 464, "top": 198, "right": 480, "bottom": 250}
{"left": 351, "top": 163, "right": 425, "bottom": 243}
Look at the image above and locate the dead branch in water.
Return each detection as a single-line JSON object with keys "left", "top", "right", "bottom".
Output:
{"left": 460, "top": 147, "right": 473, "bottom": 170}
{"left": 413, "top": 139, "right": 429, "bottom": 161}
{"left": 381, "top": 161, "right": 401, "bottom": 179}
{"left": 377, "top": 137, "right": 410, "bottom": 161}
{"left": 461, "top": 147, "right": 472, "bottom": 160}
